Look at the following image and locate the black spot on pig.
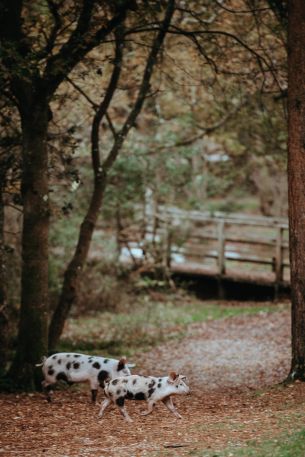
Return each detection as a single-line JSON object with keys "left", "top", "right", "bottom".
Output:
{"left": 98, "top": 370, "right": 109, "bottom": 387}
{"left": 56, "top": 372, "right": 68, "bottom": 382}
{"left": 66, "top": 362, "right": 71, "bottom": 370}
{"left": 73, "top": 362, "right": 80, "bottom": 369}
{"left": 93, "top": 362, "right": 101, "bottom": 369}
{"left": 56, "top": 372, "right": 74, "bottom": 386}
{"left": 117, "top": 360, "right": 125, "bottom": 371}
{"left": 148, "top": 380, "right": 156, "bottom": 388}
{"left": 157, "top": 383, "right": 161, "bottom": 388}
{"left": 132, "top": 379, "right": 137, "bottom": 385}
{"left": 48, "top": 369, "right": 54, "bottom": 376}
{"left": 67, "top": 354, "right": 70, "bottom": 357}
{"left": 103, "top": 359, "right": 109, "bottom": 364}
{"left": 126, "top": 391, "right": 134, "bottom": 399}
{"left": 116, "top": 397, "right": 125, "bottom": 407}
{"left": 148, "top": 388, "right": 155, "bottom": 397}
{"left": 52, "top": 355, "right": 57, "bottom": 360}
{"left": 58, "top": 359, "right": 61, "bottom": 365}
{"left": 74, "top": 355, "right": 80, "bottom": 358}
{"left": 112, "top": 379, "right": 119, "bottom": 385}
{"left": 135, "top": 392, "right": 145, "bottom": 400}
{"left": 116, "top": 389, "right": 121, "bottom": 395}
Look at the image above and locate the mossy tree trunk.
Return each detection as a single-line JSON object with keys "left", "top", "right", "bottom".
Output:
{"left": 287, "top": 0, "right": 305, "bottom": 381}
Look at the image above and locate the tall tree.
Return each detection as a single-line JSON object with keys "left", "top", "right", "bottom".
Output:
{"left": 0, "top": 0, "right": 136, "bottom": 389}
{"left": 48, "top": 0, "right": 176, "bottom": 349}
{"left": 287, "top": 0, "right": 305, "bottom": 381}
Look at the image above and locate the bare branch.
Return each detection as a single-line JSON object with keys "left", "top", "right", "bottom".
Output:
{"left": 45, "top": 0, "right": 63, "bottom": 54}
{"left": 214, "top": 0, "right": 270, "bottom": 14}
{"left": 65, "top": 76, "right": 98, "bottom": 109}
{"left": 91, "top": 24, "right": 125, "bottom": 175}
{"left": 168, "top": 25, "right": 284, "bottom": 94}
{"left": 44, "top": 1, "right": 133, "bottom": 95}
{"left": 106, "top": 113, "right": 117, "bottom": 137}
{"left": 103, "top": 0, "right": 176, "bottom": 173}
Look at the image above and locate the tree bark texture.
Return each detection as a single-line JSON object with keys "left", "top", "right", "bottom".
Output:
{"left": 8, "top": 100, "right": 50, "bottom": 389}
{"left": 287, "top": 0, "right": 305, "bottom": 381}
{"left": 0, "top": 174, "right": 9, "bottom": 375}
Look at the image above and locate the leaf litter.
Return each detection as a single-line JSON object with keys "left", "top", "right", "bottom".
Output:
{"left": 2, "top": 304, "right": 305, "bottom": 457}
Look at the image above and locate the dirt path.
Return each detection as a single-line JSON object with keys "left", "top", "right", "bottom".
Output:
{"left": 2, "top": 308, "right": 305, "bottom": 457}
{"left": 136, "top": 309, "right": 291, "bottom": 391}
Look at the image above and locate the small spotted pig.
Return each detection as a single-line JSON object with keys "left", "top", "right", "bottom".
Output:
{"left": 98, "top": 372, "right": 190, "bottom": 422}
{"left": 38, "top": 352, "right": 133, "bottom": 402}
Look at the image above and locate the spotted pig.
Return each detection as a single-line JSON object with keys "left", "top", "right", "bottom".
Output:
{"left": 98, "top": 372, "right": 190, "bottom": 422}
{"left": 38, "top": 352, "right": 133, "bottom": 403}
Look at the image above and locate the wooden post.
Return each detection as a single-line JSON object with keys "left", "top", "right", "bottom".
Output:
{"left": 217, "top": 220, "right": 226, "bottom": 275}
{"left": 217, "top": 220, "right": 226, "bottom": 299}
{"left": 274, "top": 226, "right": 284, "bottom": 299}
{"left": 165, "top": 226, "right": 172, "bottom": 269}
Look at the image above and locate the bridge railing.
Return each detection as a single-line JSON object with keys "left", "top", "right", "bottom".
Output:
{"left": 118, "top": 206, "right": 290, "bottom": 287}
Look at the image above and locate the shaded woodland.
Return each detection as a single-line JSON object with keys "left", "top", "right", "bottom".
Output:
{"left": 2, "top": 0, "right": 305, "bottom": 394}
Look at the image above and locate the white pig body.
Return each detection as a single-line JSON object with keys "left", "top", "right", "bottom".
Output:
{"left": 99, "top": 372, "right": 189, "bottom": 422}
{"left": 39, "top": 352, "right": 132, "bottom": 402}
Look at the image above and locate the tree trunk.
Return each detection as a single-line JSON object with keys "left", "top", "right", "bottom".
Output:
{"left": 8, "top": 100, "right": 50, "bottom": 389}
{"left": 0, "top": 176, "right": 9, "bottom": 376}
{"left": 287, "top": 0, "right": 305, "bottom": 381}
{"left": 48, "top": 0, "right": 176, "bottom": 350}
{"left": 48, "top": 176, "right": 106, "bottom": 351}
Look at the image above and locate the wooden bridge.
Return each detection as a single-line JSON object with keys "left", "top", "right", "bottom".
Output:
{"left": 118, "top": 206, "right": 290, "bottom": 296}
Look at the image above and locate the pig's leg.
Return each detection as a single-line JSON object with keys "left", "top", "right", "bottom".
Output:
{"left": 162, "top": 396, "right": 182, "bottom": 419}
{"left": 90, "top": 380, "right": 99, "bottom": 403}
{"left": 116, "top": 397, "right": 133, "bottom": 423}
{"left": 42, "top": 380, "right": 54, "bottom": 403}
{"left": 98, "top": 398, "right": 111, "bottom": 418}
{"left": 91, "top": 390, "right": 98, "bottom": 403}
{"left": 140, "top": 400, "right": 155, "bottom": 416}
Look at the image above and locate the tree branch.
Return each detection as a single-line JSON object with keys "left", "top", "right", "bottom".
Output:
{"left": 44, "top": 1, "right": 133, "bottom": 95}
{"left": 103, "top": 0, "right": 176, "bottom": 173}
{"left": 44, "top": 0, "right": 63, "bottom": 55}
{"left": 91, "top": 24, "right": 125, "bottom": 176}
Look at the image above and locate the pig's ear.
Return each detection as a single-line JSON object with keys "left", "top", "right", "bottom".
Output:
{"left": 168, "top": 371, "right": 178, "bottom": 383}
{"left": 118, "top": 356, "right": 127, "bottom": 371}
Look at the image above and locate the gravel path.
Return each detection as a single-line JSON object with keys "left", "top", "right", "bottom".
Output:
{"left": 137, "top": 310, "right": 291, "bottom": 390}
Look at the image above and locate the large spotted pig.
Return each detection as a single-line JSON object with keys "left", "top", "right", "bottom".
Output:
{"left": 38, "top": 352, "right": 133, "bottom": 402}
{"left": 98, "top": 372, "right": 190, "bottom": 422}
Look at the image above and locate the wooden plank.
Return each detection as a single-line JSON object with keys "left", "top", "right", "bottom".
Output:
{"left": 156, "top": 207, "right": 289, "bottom": 228}
{"left": 190, "top": 232, "right": 289, "bottom": 248}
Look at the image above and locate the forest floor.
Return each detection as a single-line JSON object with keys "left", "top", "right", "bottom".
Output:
{"left": 2, "top": 304, "right": 305, "bottom": 457}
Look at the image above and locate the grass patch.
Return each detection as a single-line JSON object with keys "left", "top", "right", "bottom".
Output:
{"left": 190, "top": 429, "right": 305, "bottom": 457}
{"left": 59, "top": 293, "right": 288, "bottom": 356}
